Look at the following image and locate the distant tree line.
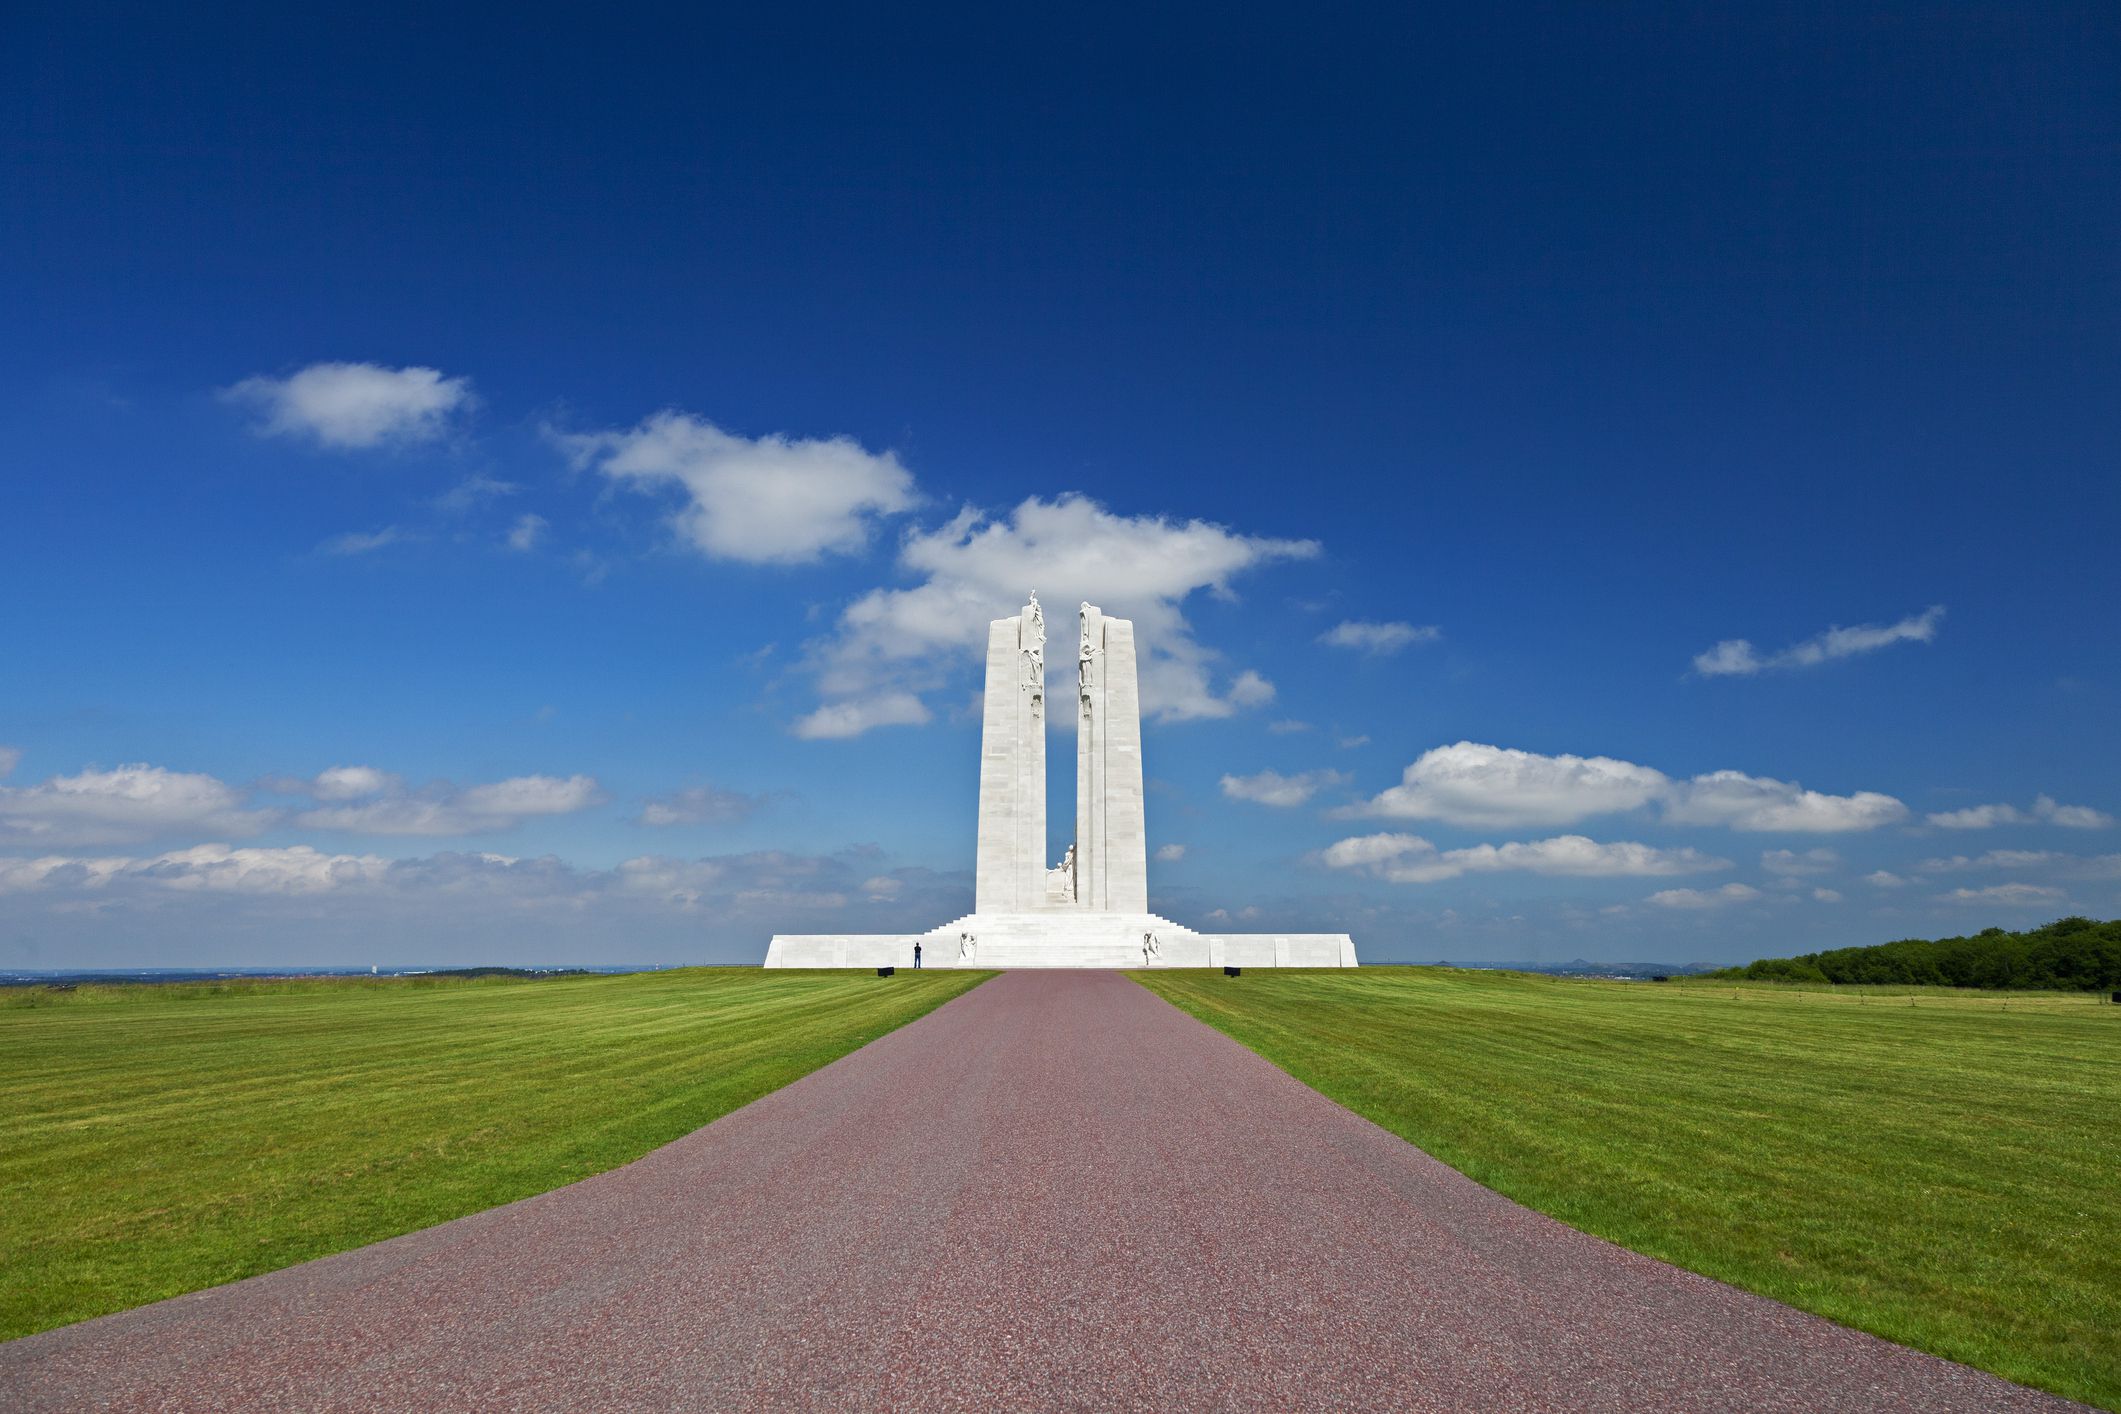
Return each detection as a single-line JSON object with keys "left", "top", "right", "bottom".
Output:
{"left": 1716, "top": 916, "right": 2121, "bottom": 990}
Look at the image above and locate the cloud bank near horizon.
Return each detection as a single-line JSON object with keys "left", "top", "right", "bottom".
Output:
{"left": 1336, "top": 741, "right": 1909, "bottom": 834}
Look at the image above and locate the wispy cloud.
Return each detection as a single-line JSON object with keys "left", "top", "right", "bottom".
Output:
{"left": 1693, "top": 605, "right": 1944, "bottom": 677}
{"left": 1927, "top": 794, "right": 2113, "bottom": 830}
{"left": 1319, "top": 620, "right": 1441, "bottom": 655}
{"left": 318, "top": 527, "right": 403, "bottom": 557}
{"left": 0, "top": 845, "right": 960, "bottom": 939}
{"left": 1762, "top": 847, "right": 1838, "bottom": 876}
{"left": 635, "top": 785, "right": 762, "bottom": 827}
{"left": 1645, "top": 882, "right": 1762, "bottom": 910}
{"left": 1918, "top": 849, "right": 2121, "bottom": 879}
{"left": 1322, "top": 832, "right": 1730, "bottom": 884}
{"left": 434, "top": 474, "right": 521, "bottom": 511}
{"left": 1934, "top": 883, "right": 2068, "bottom": 907}
{"left": 293, "top": 767, "right": 604, "bottom": 836}
{"left": 506, "top": 513, "right": 548, "bottom": 552}
{"left": 1221, "top": 768, "right": 1351, "bottom": 808}
{"left": 0, "top": 844, "right": 386, "bottom": 896}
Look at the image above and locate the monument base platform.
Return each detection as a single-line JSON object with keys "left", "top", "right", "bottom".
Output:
{"left": 764, "top": 913, "right": 1358, "bottom": 969}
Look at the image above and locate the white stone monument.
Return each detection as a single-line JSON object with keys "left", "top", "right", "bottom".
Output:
{"left": 765, "top": 596, "right": 1358, "bottom": 969}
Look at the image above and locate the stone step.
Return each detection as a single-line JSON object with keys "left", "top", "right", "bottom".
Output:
{"left": 944, "top": 945, "right": 1147, "bottom": 968}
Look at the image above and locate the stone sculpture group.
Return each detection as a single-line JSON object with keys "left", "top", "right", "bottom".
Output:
{"left": 765, "top": 596, "right": 1358, "bottom": 968}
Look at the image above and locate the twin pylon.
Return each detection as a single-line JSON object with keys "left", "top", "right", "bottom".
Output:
{"left": 973, "top": 595, "right": 1148, "bottom": 916}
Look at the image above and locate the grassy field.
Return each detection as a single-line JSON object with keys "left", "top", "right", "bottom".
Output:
{"left": 1136, "top": 967, "right": 2121, "bottom": 1410}
{"left": 0, "top": 967, "right": 987, "bottom": 1341}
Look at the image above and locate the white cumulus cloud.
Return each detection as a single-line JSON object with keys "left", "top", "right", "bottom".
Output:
{"left": 1340, "top": 742, "right": 1670, "bottom": 829}
{"left": 564, "top": 411, "right": 916, "bottom": 564}
{"left": 1154, "top": 843, "right": 1187, "bottom": 862}
{"left": 306, "top": 765, "right": 405, "bottom": 801}
{"left": 1662, "top": 771, "right": 1908, "bottom": 833}
{"left": 801, "top": 495, "right": 1315, "bottom": 735}
{"left": 224, "top": 362, "right": 473, "bottom": 448}
{"left": 1342, "top": 742, "right": 1906, "bottom": 834}
{"left": 791, "top": 692, "right": 933, "bottom": 740}
{"left": 1319, "top": 621, "right": 1441, "bottom": 655}
{"left": 1221, "top": 769, "right": 1350, "bottom": 808}
{"left": 0, "top": 764, "right": 276, "bottom": 847}
{"left": 1693, "top": 605, "right": 1944, "bottom": 677}
{"left": 1321, "top": 832, "right": 1729, "bottom": 885}
{"left": 1226, "top": 670, "right": 1276, "bottom": 709}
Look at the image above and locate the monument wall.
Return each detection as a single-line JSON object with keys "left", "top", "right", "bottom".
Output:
{"left": 767, "top": 595, "right": 1358, "bottom": 968}
{"left": 1075, "top": 606, "right": 1147, "bottom": 913}
{"left": 974, "top": 599, "right": 1046, "bottom": 913}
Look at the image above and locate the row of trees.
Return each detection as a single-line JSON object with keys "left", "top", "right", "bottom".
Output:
{"left": 1717, "top": 916, "right": 2121, "bottom": 990}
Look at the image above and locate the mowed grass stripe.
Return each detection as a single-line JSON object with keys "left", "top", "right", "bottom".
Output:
{"left": 0, "top": 967, "right": 988, "bottom": 1341}
{"left": 1135, "top": 968, "right": 2120, "bottom": 1411}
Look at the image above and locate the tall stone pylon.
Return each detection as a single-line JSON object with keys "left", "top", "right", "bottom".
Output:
{"left": 973, "top": 595, "right": 1148, "bottom": 916}
{"left": 1074, "top": 603, "right": 1148, "bottom": 913}
{"left": 973, "top": 595, "right": 1047, "bottom": 913}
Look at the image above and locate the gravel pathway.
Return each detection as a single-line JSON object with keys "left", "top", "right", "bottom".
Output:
{"left": 2, "top": 970, "right": 2081, "bottom": 1411}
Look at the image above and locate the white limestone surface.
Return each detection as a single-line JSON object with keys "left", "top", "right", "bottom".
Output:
{"left": 762, "top": 935, "right": 919, "bottom": 969}
{"left": 765, "top": 915, "right": 1358, "bottom": 969}
{"left": 1074, "top": 607, "right": 1148, "bottom": 914}
{"left": 761, "top": 594, "right": 1360, "bottom": 969}
{"left": 974, "top": 603, "right": 1046, "bottom": 913}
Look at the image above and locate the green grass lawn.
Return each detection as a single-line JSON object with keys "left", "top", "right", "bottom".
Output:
{"left": 1136, "top": 967, "right": 2121, "bottom": 1410}
{"left": 0, "top": 967, "right": 986, "bottom": 1341}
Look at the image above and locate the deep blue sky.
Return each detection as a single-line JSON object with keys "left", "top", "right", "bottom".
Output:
{"left": 4, "top": 2, "right": 2117, "bottom": 967}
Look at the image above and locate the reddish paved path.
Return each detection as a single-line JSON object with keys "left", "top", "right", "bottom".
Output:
{"left": 2, "top": 971, "right": 2080, "bottom": 1412}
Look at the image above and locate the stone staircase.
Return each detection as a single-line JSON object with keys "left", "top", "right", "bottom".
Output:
{"left": 914, "top": 910, "right": 1211, "bottom": 968}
